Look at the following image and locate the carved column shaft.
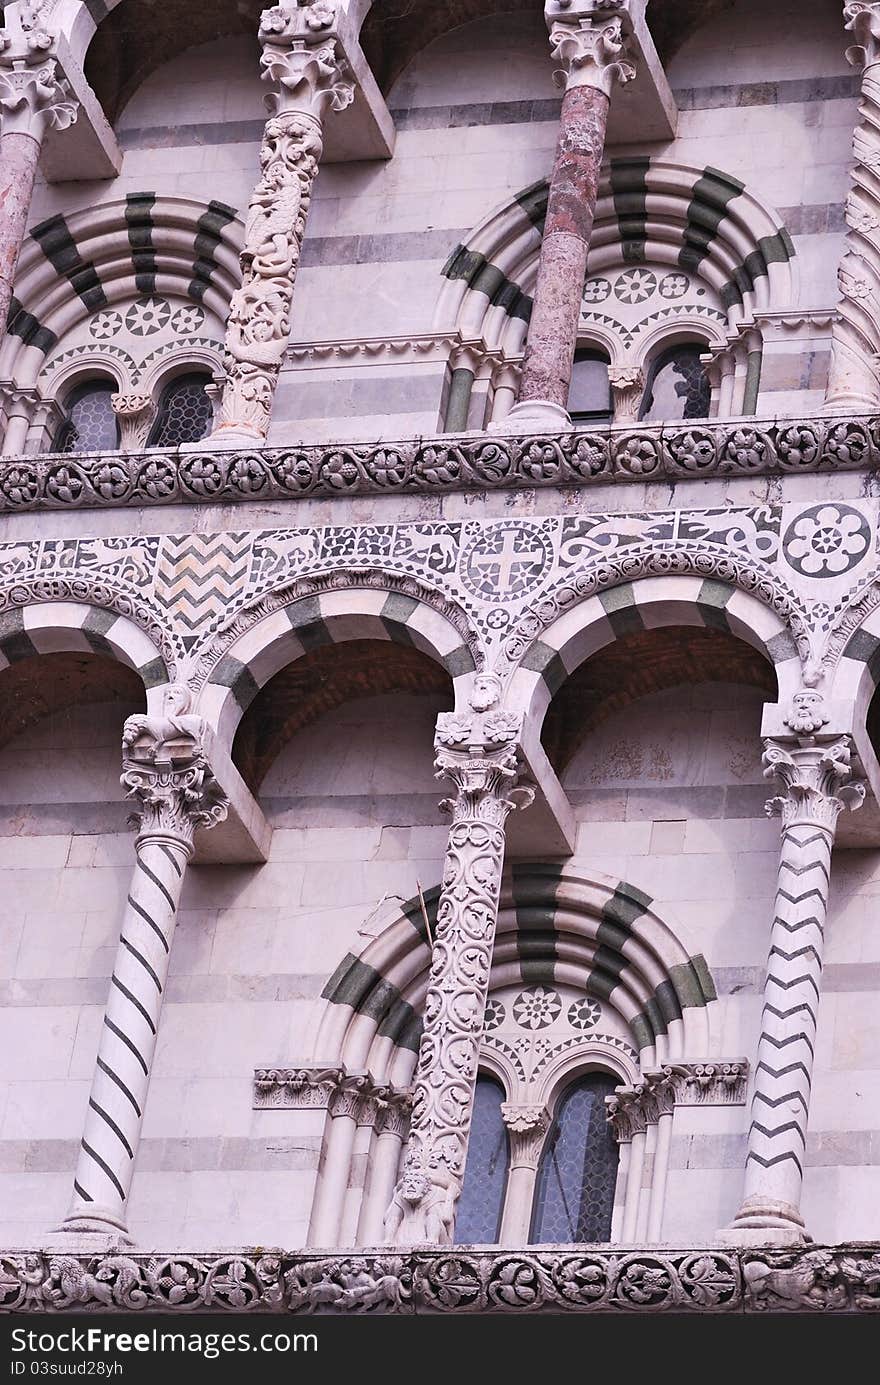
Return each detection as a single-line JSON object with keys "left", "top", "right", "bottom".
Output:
{"left": 513, "top": 6, "right": 635, "bottom": 424}
{"left": 214, "top": 3, "right": 354, "bottom": 443}
{"left": 498, "top": 1104, "right": 550, "bottom": 1242}
{"left": 384, "top": 680, "right": 532, "bottom": 1245}
{"left": 0, "top": 36, "right": 77, "bottom": 344}
{"left": 732, "top": 722, "right": 864, "bottom": 1237}
{"left": 61, "top": 694, "right": 228, "bottom": 1240}
{"left": 826, "top": 2, "right": 880, "bottom": 410}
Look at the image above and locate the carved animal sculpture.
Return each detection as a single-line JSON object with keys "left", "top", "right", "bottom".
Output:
{"left": 743, "top": 1250, "right": 842, "bottom": 1310}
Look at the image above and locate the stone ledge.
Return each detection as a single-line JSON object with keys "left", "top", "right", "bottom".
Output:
{"left": 1, "top": 1245, "right": 879, "bottom": 1313}
{"left": 0, "top": 414, "right": 876, "bottom": 513}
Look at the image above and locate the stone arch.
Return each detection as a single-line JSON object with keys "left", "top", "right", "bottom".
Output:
{"left": 499, "top": 561, "right": 805, "bottom": 737}
{"left": 435, "top": 161, "right": 797, "bottom": 362}
{"left": 1, "top": 195, "right": 239, "bottom": 395}
{"left": 0, "top": 594, "right": 172, "bottom": 703}
{"left": 192, "top": 568, "right": 484, "bottom": 747}
{"left": 314, "top": 863, "right": 719, "bottom": 1081}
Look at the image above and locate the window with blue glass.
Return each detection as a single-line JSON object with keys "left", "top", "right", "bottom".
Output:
{"left": 53, "top": 379, "right": 120, "bottom": 452}
{"left": 454, "top": 1075, "right": 509, "bottom": 1243}
{"left": 530, "top": 1073, "right": 619, "bottom": 1243}
{"left": 639, "top": 342, "right": 711, "bottom": 422}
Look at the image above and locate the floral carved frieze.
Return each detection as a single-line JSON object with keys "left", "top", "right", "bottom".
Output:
{"left": 3, "top": 415, "right": 880, "bottom": 513}
{"left": 3, "top": 1247, "right": 880, "bottom": 1313}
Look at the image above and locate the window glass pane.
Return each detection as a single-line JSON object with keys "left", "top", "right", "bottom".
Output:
{"left": 531, "top": 1073, "right": 619, "bottom": 1243}
{"left": 54, "top": 383, "right": 119, "bottom": 452}
{"left": 149, "top": 374, "right": 213, "bottom": 447}
{"left": 568, "top": 351, "right": 611, "bottom": 422}
{"left": 640, "top": 345, "right": 710, "bottom": 422}
{"left": 455, "top": 1076, "right": 509, "bottom": 1243}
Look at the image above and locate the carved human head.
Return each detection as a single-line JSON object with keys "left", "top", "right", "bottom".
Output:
{"left": 469, "top": 671, "right": 502, "bottom": 713}
{"left": 785, "top": 687, "right": 829, "bottom": 736}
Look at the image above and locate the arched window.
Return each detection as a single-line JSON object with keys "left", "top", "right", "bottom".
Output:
{"left": 147, "top": 373, "right": 213, "bottom": 447}
{"left": 455, "top": 1075, "right": 509, "bottom": 1243}
{"left": 639, "top": 343, "right": 711, "bottom": 422}
{"left": 531, "top": 1073, "right": 619, "bottom": 1244}
{"left": 53, "top": 380, "right": 119, "bottom": 452}
{"left": 568, "top": 349, "right": 612, "bottom": 425}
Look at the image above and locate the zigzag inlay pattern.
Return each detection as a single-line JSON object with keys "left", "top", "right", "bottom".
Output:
{"left": 154, "top": 533, "right": 253, "bottom": 632}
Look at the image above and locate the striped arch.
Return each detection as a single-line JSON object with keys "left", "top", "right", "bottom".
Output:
{"left": 195, "top": 576, "right": 482, "bottom": 745}
{"left": 828, "top": 601, "right": 880, "bottom": 732}
{"left": 0, "top": 599, "right": 170, "bottom": 697}
{"left": 312, "top": 863, "right": 719, "bottom": 1088}
{"left": 1, "top": 195, "right": 241, "bottom": 390}
{"left": 503, "top": 571, "right": 801, "bottom": 732}
{"left": 435, "top": 160, "right": 797, "bottom": 358}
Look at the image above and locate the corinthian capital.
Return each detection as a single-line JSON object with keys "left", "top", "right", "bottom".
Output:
{"left": 0, "top": 54, "right": 76, "bottom": 139}
{"left": 120, "top": 685, "right": 229, "bottom": 848}
{"left": 434, "top": 673, "right": 534, "bottom": 826}
{"left": 845, "top": 2, "right": 880, "bottom": 69}
{"left": 762, "top": 735, "right": 865, "bottom": 833}
{"left": 259, "top": 2, "right": 354, "bottom": 121}
{"left": 545, "top": 1, "right": 636, "bottom": 96}
{"left": 501, "top": 1103, "right": 551, "bottom": 1168}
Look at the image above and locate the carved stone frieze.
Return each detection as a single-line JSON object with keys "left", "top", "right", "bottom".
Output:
{"left": 6, "top": 415, "right": 880, "bottom": 513}
{"left": 1, "top": 1246, "right": 878, "bottom": 1313}
{"left": 252, "top": 1066, "right": 413, "bottom": 1132}
{"left": 606, "top": 1063, "right": 748, "bottom": 1141}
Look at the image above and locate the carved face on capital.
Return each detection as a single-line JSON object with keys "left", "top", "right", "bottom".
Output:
{"left": 785, "top": 687, "right": 829, "bottom": 735}
{"left": 163, "top": 684, "right": 191, "bottom": 716}
{"left": 469, "top": 672, "right": 502, "bottom": 714}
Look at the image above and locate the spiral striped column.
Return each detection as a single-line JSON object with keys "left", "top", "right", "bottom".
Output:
{"left": 61, "top": 713, "right": 228, "bottom": 1241}
{"left": 731, "top": 734, "right": 863, "bottom": 1237}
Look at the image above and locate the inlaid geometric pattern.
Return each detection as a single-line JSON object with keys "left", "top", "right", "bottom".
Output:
{"left": 154, "top": 533, "right": 254, "bottom": 633}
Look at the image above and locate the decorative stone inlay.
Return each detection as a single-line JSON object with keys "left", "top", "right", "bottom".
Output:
{"left": 781, "top": 503, "right": 871, "bottom": 577}
{"left": 731, "top": 715, "right": 864, "bottom": 1238}
{"left": 61, "top": 688, "right": 229, "bottom": 1237}
{"left": 3, "top": 1246, "right": 880, "bottom": 1313}
{"left": 6, "top": 415, "right": 880, "bottom": 513}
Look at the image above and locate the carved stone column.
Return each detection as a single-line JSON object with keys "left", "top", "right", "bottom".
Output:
{"left": 498, "top": 1104, "right": 551, "bottom": 1243}
{"left": 356, "top": 1090, "right": 412, "bottom": 1245}
{"left": 59, "top": 688, "right": 228, "bottom": 1242}
{"left": 506, "top": 1, "right": 635, "bottom": 429}
{"left": 606, "top": 1085, "right": 648, "bottom": 1241}
{"left": 211, "top": 2, "right": 354, "bottom": 445}
{"left": 0, "top": 26, "right": 77, "bottom": 345}
{"left": 609, "top": 365, "right": 644, "bottom": 423}
{"left": 729, "top": 691, "right": 864, "bottom": 1241}
{"left": 825, "top": 2, "right": 880, "bottom": 411}
{"left": 307, "top": 1072, "right": 373, "bottom": 1246}
{"left": 384, "top": 675, "right": 533, "bottom": 1245}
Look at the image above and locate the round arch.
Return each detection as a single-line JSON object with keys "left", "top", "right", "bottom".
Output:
{"left": 192, "top": 570, "right": 484, "bottom": 746}
{"left": 499, "top": 567, "right": 804, "bottom": 735}
{"left": 312, "top": 863, "right": 720, "bottom": 1084}
{"left": 0, "top": 596, "right": 171, "bottom": 705}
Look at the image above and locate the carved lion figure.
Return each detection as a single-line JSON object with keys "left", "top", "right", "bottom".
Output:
{"left": 744, "top": 1249, "right": 844, "bottom": 1311}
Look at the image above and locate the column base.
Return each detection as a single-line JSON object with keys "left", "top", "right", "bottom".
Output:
{"left": 49, "top": 1207, "right": 133, "bottom": 1250}
{"left": 717, "top": 1195, "right": 811, "bottom": 1247}
{"left": 487, "top": 399, "right": 573, "bottom": 433}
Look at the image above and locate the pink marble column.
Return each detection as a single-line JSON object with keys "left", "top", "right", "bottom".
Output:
{"left": 507, "top": 9, "right": 635, "bottom": 429}
{"left": 0, "top": 52, "right": 77, "bottom": 346}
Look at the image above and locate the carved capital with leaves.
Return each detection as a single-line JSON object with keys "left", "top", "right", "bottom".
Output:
{"left": 545, "top": 2, "right": 636, "bottom": 97}
{"left": 0, "top": 53, "right": 76, "bottom": 139}
{"left": 501, "top": 1103, "right": 552, "bottom": 1168}
{"left": 259, "top": 1, "right": 354, "bottom": 121}
{"left": 845, "top": 1, "right": 880, "bottom": 70}
{"left": 120, "top": 685, "right": 229, "bottom": 850}
{"left": 762, "top": 735, "right": 865, "bottom": 833}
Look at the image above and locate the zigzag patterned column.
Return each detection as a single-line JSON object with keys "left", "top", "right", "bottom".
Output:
{"left": 825, "top": 2, "right": 880, "bottom": 411}
{"left": 60, "top": 688, "right": 228, "bottom": 1242}
{"left": 731, "top": 695, "right": 864, "bottom": 1239}
{"left": 384, "top": 676, "right": 532, "bottom": 1245}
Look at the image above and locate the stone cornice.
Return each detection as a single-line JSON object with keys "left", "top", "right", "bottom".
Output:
{"left": 3, "top": 1246, "right": 880, "bottom": 1313}
{"left": 3, "top": 413, "right": 880, "bottom": 513}
{"left": 252, "top": 1066, "right": 413, "bottom": 1129}
{"left": 606, "top": 1062, "right": 749, "bottom": 1141}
